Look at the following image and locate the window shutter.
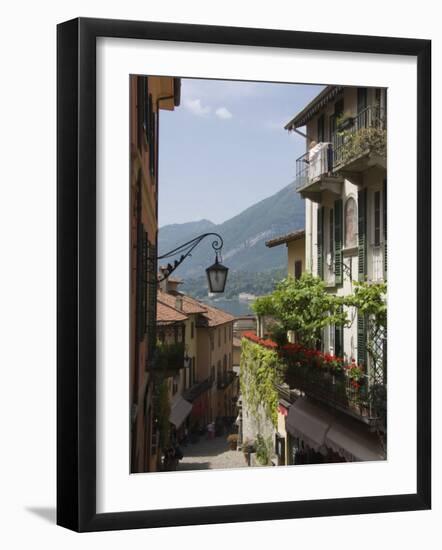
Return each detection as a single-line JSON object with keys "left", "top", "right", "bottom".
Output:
{"left": 357, "top": 313, "right": 366, "bottom": 368}
{"left": 358, "top": 188, "right": 367, "bottom": 281}
{"left": 374, "top": 191, "right": 381, "bottom": 246}
{"left": 334, "top": 306, "right": 343, "bottom": 357}
{"left": 334, "top": 199, "right": 343, "bottom": 284}
{"left": 383, "top": 179, "right": 387, "bottom": 280}
{"left": 317, "top": 206, "right": 324, "bottom": 279}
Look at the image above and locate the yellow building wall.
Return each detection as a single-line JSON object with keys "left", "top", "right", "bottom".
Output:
{"left": 287, "top": 237, "right": 306, "bottom": 278}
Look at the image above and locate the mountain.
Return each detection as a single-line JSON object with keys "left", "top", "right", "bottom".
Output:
{"left": 158, "top": 183, "right": 304, "bottom": 279}
{"left": 158, "top": 219, "right": 216, "bottom": 256}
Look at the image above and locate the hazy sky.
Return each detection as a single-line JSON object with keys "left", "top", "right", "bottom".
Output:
{"left": 158, "top": 78, "right": 324, "bottom": 227}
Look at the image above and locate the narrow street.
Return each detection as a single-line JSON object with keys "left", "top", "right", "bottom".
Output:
{"left": 177, "top": 434, "right": 247, "bottom": 471}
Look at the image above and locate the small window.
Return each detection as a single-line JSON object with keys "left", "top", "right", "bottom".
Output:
{"left": 191, "top": 322, "right": 194, "bottom": 339}
{"left": 224, "top": 326, "right": 227, "bottom": 344}
{"left": 294, "top": 260, "right": 302, "bottom": 280}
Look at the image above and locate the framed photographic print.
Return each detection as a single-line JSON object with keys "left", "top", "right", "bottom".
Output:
{"left": 57, "top": 17, "right": 431, "bottom": 532}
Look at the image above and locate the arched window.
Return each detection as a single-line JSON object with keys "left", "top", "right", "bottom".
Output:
{"left": 345, "top": 197, "right": 357, "bottom": 248}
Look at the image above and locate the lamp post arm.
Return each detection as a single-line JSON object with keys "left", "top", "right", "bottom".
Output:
{"left": 157, "top": 232, "right": 224, "bottom": 281}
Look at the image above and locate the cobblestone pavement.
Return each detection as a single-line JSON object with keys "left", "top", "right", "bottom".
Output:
{"left": 177, "top": 433, "right": 247, "bottom": 471}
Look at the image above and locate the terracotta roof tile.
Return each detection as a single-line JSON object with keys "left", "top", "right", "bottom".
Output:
{"left": 157, "top": 290, "right": 234, "bottom": 327}
{"left": 158, "top": 290, "right": 207, "bottom": 314}
{"left": 156, "top": 299, "right": 188, "bottom": 324}
{"left": 199, "top": 301, "right": 235, "bottom": 327}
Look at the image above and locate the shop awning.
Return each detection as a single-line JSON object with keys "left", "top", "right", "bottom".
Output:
{"left": 169, "top": 396, "right": 192, "bottom": 428}
{"left": 286, "top": 397, "right": 385, "bottom": 461}
{"left": 286, "top": 398, "right": 334, "bottom": 452}
{"left": 325, "top": 419, "right": 384, "bottom": 462}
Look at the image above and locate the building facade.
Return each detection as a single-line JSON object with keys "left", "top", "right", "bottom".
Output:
{"left": 130, "top": 75, "right": 181, "bottom": 473}
{"left": 286, "top": 85, "right": 387, "bottom": 374}
{"left": 239, "top": 86, "right": 387, "bottom": 468}
{"left": 158, "top": 279, "right": 237, "bottom": 439}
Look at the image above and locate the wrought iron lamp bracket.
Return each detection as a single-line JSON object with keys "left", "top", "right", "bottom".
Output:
{"left": 157, "top": 232, "right": 224, "bottom": 282}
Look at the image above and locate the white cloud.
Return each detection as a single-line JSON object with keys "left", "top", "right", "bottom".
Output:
{"left": 215, "top": 107, "right": 233, "bottom": 120}
{"left": 183, "top": 98, "right": 211, "bottom": 116}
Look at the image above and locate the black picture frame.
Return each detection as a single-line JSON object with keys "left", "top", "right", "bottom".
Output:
{"left": 57, "top": 17, "right": 431, "bottom": 532}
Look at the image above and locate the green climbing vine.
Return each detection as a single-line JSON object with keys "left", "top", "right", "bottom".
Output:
{"left": 240, "top": 338, "right": 284, "bottom": 427}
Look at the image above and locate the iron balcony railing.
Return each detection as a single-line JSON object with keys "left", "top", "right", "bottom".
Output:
{"left": 295, "top": 143, "right": 333, "bottom": 190}
{"left": 295, "top": 151, "right": 309, "bottom": 189}
{"left": 285, "top": 364, "right": 385, "bottom": 424}
{"left": 332, "top": 105, "right": 386, "bottom": 167}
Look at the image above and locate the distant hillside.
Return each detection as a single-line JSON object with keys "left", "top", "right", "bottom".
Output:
{"left": 181, "top": 267, "right": 287, "bottom": 300}
{"left": 158, "top": 182, "right": 304, "bottom": 278}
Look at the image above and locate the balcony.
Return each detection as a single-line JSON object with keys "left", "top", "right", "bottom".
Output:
{"left": 295, "top": 143, "right": 344, "bottom": 201}
{"left": 285, "top": 364, "right": 384, "bottom": 425}
{"left": 217, "top": 370, "right": 236, "bottom": 390}
{"left": 152, "top": 341, "right": 185, "bottom": 373}
{"left": 332, "top": 105, "right": 386, "bottom": 177}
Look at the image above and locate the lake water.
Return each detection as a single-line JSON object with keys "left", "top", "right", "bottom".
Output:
{"left": 198, "top": 297, "right": 254, "bottom": 317}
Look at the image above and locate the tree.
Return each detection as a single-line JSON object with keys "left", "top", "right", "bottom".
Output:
{"left": 252, "top": 273, "right": 348, "bottom": 348}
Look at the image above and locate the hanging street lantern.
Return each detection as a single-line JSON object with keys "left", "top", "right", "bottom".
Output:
{"left": 157, "top": 232, "right": 229, "bottom": 294}
{"left": 206, "top": 255, "right": 229, "bottom": 294}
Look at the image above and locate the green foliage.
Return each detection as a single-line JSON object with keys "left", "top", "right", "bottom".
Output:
{"left": 269, "top": 323, "right": 288, "bottom": 347}
{"left": 240, "top": 339, "right": 284, "bottom": 427}
{"left": 155, "top": 341, "right": 184, "bottom": 371}
{"left": 253, "top": 273, "right": 348, "bottom": 347}
{"left": 255, "top": 435, "right": 273, "bottom": 466}
{"left": 345, "top": 281, "right": 387, "bottom": 328}
{"left": 252, "top": 293, "right": 276, "bottom": 316}
{"left": 338, "top": 127, "right": 387, "bottom": 165}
